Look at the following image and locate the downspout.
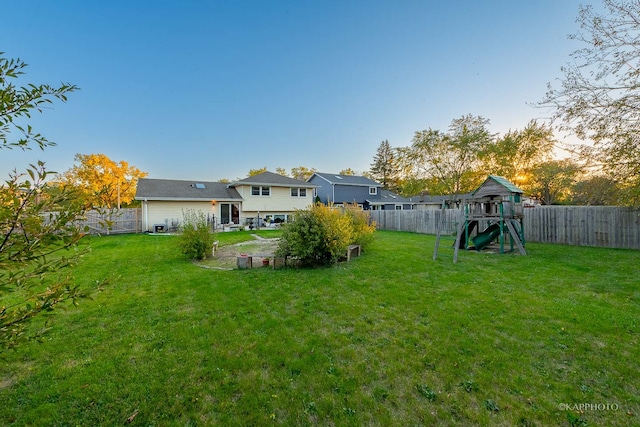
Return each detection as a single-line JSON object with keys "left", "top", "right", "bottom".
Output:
{"left": 144, "top": 199, "right": 148, "bottom": 232}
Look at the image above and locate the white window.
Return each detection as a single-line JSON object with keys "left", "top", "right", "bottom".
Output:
{"left": 291, "top": 188, "right": 308, "bottom": 197}
{"left": 369, "top": 187, "right": 378, "bottom": 195}
{"left": 251, "top": 186, "right": 270, "bottom": 196}
{"left": 395, "top": 204, "right": 403, "bottom": 210}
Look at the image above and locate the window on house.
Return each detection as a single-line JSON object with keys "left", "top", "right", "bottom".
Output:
{"left": 252, "top": 186, "right": 270, "bottom": 196}
{"left": 395, "top": 205, "right": 403, "bottom": 210}
{"left": 369, "top": 187, "right": 378, "bottom": 195}
{"left": 291, "top": 188, "right": 308, "bottom": 197}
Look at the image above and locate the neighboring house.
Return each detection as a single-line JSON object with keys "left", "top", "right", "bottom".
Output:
{"left": 135, "top": 171, "right": 317, "bottom": 232}
{"left": 308, "top": 172, "right": 416, "bottom": 210}
{"left": 366, "top": 190, "right": 416, "bottom": 211}
{"left": 227, "top": 171, "right": 317, "bottom": 224}
{"left": 307, "top": 172, "right": 383, "bottom": 208}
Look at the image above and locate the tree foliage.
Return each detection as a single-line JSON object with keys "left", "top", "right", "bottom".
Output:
{"left": 1, "top": 53, "right": 77, "bottom": 151}
{"left": 57, "top": 153, "right": 147, "bottom": 208}
{"left": 247, "top": 167, "right": 268, "bottom": 177}
{"left": 528, "top": 160, "right": 581, "bottom": 205}
{"left": 571, "top": 174, "right": 621, "bottom": 205}
{"left": 405, "top": 115, "right": 493, "bottom": 195}
{"left": 480, "top": 120, "right": 556, "bottom": 191}
{"left": 0, "top": 53, "right": 99, "bottom": 352}
{"left": 290, "top": 166, "right": 317, "bottom": 181}
{"left": 541, "top": 0, "right": 640, "bottom": 205}
{"left": 369, "top": 139, "right": 399, "bottom": 191}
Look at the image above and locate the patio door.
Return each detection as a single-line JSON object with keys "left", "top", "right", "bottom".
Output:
{"left": 220, "top": 203, "right": 239, "bottom": 224}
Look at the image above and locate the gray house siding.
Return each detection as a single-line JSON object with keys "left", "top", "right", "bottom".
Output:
{"left": 333, "top": 185, "right": 375, "bottom": 205}
{"left": 308, "top": 174, "right": 380, "bottom": 207}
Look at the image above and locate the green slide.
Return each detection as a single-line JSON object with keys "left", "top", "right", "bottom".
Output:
{"left": 471, "top": 223, "right": 501, "bottom": 251}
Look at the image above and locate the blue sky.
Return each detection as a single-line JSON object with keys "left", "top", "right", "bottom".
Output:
{"left": 3, "top": 0, "right": 586, "bottom": 181}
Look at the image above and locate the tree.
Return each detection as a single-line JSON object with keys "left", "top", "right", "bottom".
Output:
{"left": 528, "top": 160, "right": 581, "bottom": 205}
{"left": 480, "top": 120, "right": 556, "bottom": 191}
{"left": 290, "top": 166, "right": 316, "bottom": 181}
{"left": 407, "top": 115, "right": 494, "bottom": 195}
{"left": 57, "top": 153, "right": 148, "bottom": 208}
{"left": 247, "top": 167, "right": 267, "bottom": 177}
{"left": 571, "top": 175, "right": 622, "bottom": 205}
{"left": 275, "top": 167, "right": 288, "bottom": 176}
{"left": 339, "top": 168, "right": 356, "bottom": 176}
{"left": 1, "top": 53, "right": 99, "bottom": 351}
{"left": 369, "top": 140, "right": 399, "bottom": 190}
{"left": 540, "top": 0, "right": 640, "bottom": 205}
{"left": 1, "top": 53, "right": 76, "bottom": 151}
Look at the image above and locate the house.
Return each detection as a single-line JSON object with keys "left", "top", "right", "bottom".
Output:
{"left": 307, "top": 172, "right": 417, "bottom": 210}
{"left": 366, "top": 190, "right": 416, "bottom": 211}
{"left": 227, "top": 171, "right": 317, "bottom": 225}
{"left": 135, "top": 171, "right": 317, "bottom": 232}
{"left": 135, "top": 178, "right": 242, "bottom": 232}
{"left": 307, "top": 172, "right": 383, "bottom": 209}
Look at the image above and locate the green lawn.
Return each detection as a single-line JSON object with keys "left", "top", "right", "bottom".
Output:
{"left": 1, "top": 230, "right": 638, "bottom": 426}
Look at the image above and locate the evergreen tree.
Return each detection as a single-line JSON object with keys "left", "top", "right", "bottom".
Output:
{"left": 369, "top": 140, "right": 398, "bottom": 190}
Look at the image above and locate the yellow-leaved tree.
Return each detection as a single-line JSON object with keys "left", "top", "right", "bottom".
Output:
{"left": 58, "top": 153, "right": 148, "bottom": 208}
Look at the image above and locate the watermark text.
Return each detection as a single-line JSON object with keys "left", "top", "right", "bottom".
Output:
{"left": 559, "top": 403, "right": 619, "bottom": 411}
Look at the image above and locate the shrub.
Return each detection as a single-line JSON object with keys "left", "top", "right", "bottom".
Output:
{"left": 276, "top": 203, "right": 375, "bottom": 267}
{"left": 177, "top": 209, "right": 215, "bottom": 260}
{"left": 342, "top": 203, "right": 377, "bottom": 248}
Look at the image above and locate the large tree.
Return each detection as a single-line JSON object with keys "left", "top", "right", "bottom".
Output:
{"left": 1, "top": 53, "right": 99, "bottom": 351}
{"left": 541, "top": 0, "right": 640, "bottom": 205}
{"left": 480, "top": 120, "right": 556, "bottom": 191}
{"left": 571, "top": 174, "right": 622, "bottom": 205}
{"left": 528, "top": 160, "right": 581, "bottom": 205}
{"left": 369, "top": 140, "right": 399, "bottom": 190}
{"left": 58, "top": 153, "right": 148, "bottom": 208}
{"left": 407, "top": 115, "right": 494, "bottom": 195}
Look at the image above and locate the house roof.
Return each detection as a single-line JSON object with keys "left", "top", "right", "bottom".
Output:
{"left": 135, "top": 178, "right": 242, "bottom": 201}
{"left": 309, "top": 172, "right": 382, "bottom": 187}
{"left": 473, "top": 175, "right": 524, "bottom": 195}
{"left": 229, "top": 171, "right": 317, "bottom": 188}
{"left": 366, "top": 190, "right": 416, "bottom": 205}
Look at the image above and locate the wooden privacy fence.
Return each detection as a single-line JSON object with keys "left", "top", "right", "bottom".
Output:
{"left": 81, "top": 208, "right": 142, "bottom": 235}
{"left": 370, "top": 206, "right": 640, "bottom": 250}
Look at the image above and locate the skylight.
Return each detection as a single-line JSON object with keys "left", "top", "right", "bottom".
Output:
{"left": 194, "top": 183, "right": 206, "bottom": 189}
{"left": 334, "top": 176, "right": 343, "bottom": 180}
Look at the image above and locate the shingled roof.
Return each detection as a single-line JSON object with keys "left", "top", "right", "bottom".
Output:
{"left": 135, "top": 178, "right": 242, "bottom": 201}
{"left": 229, "top": 171, "right": 316, "bottom": 188}
{"left": 309, "top": 172, "right": 382, "bottom": 187}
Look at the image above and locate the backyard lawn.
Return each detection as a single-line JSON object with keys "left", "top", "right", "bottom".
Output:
{"left": 1, "top": 230, "right": 638, "bottom": 426}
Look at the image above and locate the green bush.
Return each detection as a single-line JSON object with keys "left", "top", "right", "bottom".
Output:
{"left": 177, "top": 209, "right": 215, "bottom": 260}
{"left": 276, "top": 203, "right": 376, "bottom": 267}
{"left": 342, "top": 202, "right": 377, "bottom": 248}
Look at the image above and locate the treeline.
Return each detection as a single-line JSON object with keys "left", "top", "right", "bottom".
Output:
{"left": 368, "top": 115, "right": 634, "bottom": 206}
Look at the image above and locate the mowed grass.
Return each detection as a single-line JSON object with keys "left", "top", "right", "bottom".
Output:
{"left": 1, "top": 230, "right": 639, "bottom": 426}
